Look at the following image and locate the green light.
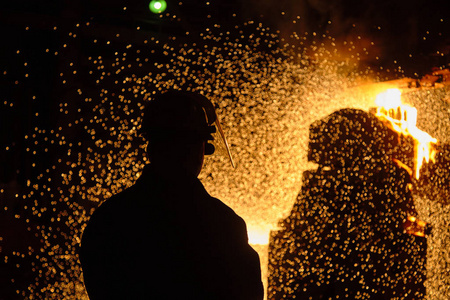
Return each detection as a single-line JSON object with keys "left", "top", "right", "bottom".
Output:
{"left": 149, "top": 0, "right": 167, "bottom": 14}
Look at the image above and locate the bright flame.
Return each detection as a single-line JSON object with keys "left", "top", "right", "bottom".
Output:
{"left": 375, "top": 89, "right": 438, "bottom": 179}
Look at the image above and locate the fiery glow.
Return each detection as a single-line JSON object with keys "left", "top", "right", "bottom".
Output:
{"left": 248, "top": 228, "right": 270, "bottom": 245}
{"left": 375, "top": 89, "right": 438, "bottom": 179}
{"left": 405, "top": 215, "right": 428, "bottom": 237}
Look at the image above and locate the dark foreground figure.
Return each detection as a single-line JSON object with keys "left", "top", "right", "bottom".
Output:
{"left": 80, "top": 91, "right": 263, "bottom": 300}
{"left": 268, "top": 109, "right": 428, "bottom": 299}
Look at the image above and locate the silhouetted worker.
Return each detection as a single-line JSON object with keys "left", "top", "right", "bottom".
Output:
{"left": 268, "top": 109, "right": 427, "bottom": 299}
{"left": 80, "top": 91, "right": 264, "bottom": 300}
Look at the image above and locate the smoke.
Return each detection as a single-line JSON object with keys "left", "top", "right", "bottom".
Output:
{"left": 240, "top": 0, "right": 449, "bottom": 75}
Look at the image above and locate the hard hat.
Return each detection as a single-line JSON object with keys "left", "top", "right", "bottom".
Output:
{"left": 142, "top": 90, "right": 235, "bottom": 168}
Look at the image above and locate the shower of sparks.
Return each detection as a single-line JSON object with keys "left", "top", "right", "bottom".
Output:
{"left": 1, "top": 12, "right": 449, "bottom": 300}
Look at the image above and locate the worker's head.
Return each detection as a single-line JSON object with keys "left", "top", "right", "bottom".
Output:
{"left": 141, "top": 90, "right": 217, "bottom": 177}
{"left": 308, "top": 108, "right": 398, "bottom": 169}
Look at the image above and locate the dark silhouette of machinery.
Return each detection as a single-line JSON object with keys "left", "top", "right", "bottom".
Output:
{"left": 268, "top": 109, "right": 430, "bottom": 299}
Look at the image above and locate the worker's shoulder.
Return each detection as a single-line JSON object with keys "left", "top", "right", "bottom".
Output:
{"left": 204, "top": 195, "right": 246, "bottom": 225}
{"left": 97, "top": 184, "right": 137, "bottom": 213}
{"left": 85, "top": 180, "right": 148, "bottom": 229}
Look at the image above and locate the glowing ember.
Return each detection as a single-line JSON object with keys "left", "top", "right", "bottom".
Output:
{"left": 374, "top": 88, "right": 438, "bottom": 179}
{"left": 405, "top": 215, "right": 428, "bottom": 237}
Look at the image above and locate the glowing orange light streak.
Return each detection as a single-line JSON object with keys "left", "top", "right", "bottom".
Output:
{"left": 405, "top": 215, "right": 427, "bottom": 237}
{"left": 374, "top": 89, "right": 438, "bottom": 179}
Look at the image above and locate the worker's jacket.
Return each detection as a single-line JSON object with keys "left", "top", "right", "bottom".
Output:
{"left": 80, "top": 165, "right": 264, "bottom": 300}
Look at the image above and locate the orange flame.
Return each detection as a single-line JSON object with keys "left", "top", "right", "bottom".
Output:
{"left": 374, "top": 89, "right": 438, "bottom": 179}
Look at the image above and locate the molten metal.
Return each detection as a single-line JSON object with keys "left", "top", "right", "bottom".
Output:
{"left": 374, "top": 89, "right": 438, "bottom": 179}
